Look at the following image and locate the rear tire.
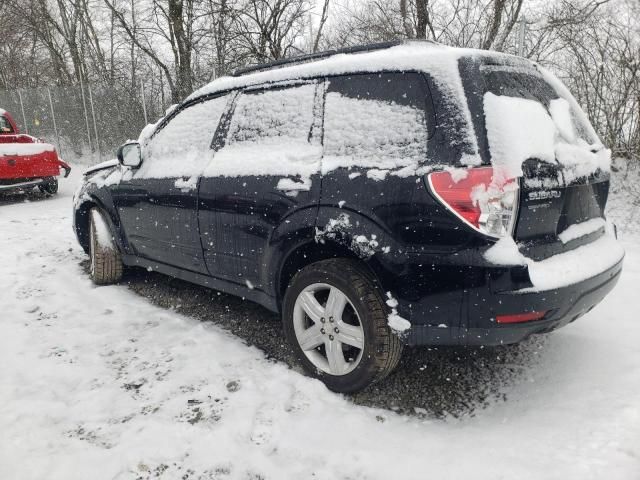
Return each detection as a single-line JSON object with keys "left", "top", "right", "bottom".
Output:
{"left": 282, "top": 258, "right": 403, "bottom": 393}
{"left": 38, "top": 179, "right": 58, "bottom": 195}
{"left": 89, "top": 208, "right": 123, "bottom": 285}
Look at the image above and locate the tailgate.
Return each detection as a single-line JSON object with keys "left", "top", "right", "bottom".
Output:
{"left": 516, "top": 158, "right": 608, "bottom": 261}
{"left": 0, "top": 147, "right": 62, "bottom": 180}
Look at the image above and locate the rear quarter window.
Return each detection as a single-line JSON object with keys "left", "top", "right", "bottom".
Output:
{"left": 322, "top": 72, "right": 432, "bottom": 174}
{"left": 226, "top": 83, "right": 316, "bottom": 145}
{"left": 205, "top": 82, "right": 322, "bottom": 179}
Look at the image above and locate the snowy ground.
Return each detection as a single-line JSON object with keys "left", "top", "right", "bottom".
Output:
{"left": 1, "top": 167, "right": 639, "bottom": 480}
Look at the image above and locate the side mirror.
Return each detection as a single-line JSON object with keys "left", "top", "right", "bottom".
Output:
{"left": 117, "top": 142, "right": 142, "bottom": 168}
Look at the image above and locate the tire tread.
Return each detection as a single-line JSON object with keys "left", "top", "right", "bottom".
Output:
{"left": 283, "top": 258, "right": 403, "bottom": 392}
{"left": 90, "top": 208, "right": 123, "bottom": 285}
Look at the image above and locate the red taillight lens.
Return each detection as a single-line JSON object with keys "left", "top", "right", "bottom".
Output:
{"left": 496, "top": 311, "right": 547, "bottom": 324}
{"left": 427, "top": 167, "right": 519, "bottom": 238}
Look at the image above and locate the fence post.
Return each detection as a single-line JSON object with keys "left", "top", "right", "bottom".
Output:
{"left": 17, "top": 90, "right": 28, "bottom": 134}
{"left": 47, "top": 88, "right": 63, "bottom": 157}
{"left": 140, "top": 82, "right": 148, "bottom": 125}
{"left": 87, "top": 84, "right": 101, "bottom": 161}
{"left": 79, "top": 76, "right": 93, "bottom": 156}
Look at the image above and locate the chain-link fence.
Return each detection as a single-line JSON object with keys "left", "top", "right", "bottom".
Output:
{"left": 0, "top": 83, "right": 167, "bottom": 165}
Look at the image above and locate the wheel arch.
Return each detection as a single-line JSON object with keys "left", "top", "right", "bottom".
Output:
{"left": 74, "top": 198, "right": 96, "bottom": 254}
{"left": 74, "top": 193, "right": 126, "bottom": 255}
{"left": 276, "top": 239, "right": 392, "bottom": 312}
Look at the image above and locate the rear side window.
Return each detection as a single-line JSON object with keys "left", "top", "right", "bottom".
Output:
{"left": 322, "top": 72, "right": 431, "bottom": 173}
{"left": 226, "top": 83, "right": 315, "bottom": 146}
{"left": 207, "top": 83, "right": 321, "bottom": 178}
{"left": 138, "top": 95, "right": 228, "bottom": 178}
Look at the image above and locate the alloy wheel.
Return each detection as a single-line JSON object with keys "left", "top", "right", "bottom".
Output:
{"left": 292, "top": 283, "right": 365, "bottom": 376}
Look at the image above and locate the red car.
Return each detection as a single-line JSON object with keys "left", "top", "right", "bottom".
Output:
{"left": 0, "top": 108, "right": 70, "bottom": 195}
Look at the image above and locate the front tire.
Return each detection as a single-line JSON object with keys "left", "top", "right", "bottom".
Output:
{"left": 89, "top": 208, "right": 123, "bottom": 285}
{"left": 282, "top": 259, "right": 403, "bottom": 393}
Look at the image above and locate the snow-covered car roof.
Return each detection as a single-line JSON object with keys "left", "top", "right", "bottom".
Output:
{"left": 187, "top": 41, "right": 512, "bottom": 102}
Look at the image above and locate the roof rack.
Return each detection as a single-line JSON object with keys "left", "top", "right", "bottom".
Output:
{"left": 233, "top": 40, "right": 416, "bottom": 77}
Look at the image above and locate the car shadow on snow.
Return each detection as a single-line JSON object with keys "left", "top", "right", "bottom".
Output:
{"left": 96, "top": 263, "right": 548, "bottom": 419}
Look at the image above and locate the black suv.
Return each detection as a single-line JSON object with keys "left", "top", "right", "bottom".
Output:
{"left": 74, "top": 41, "right": 624, "bottom": 392}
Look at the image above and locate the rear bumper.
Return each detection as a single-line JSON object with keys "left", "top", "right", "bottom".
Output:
{"left": 407, "top": 255, "right": 622, "bottom": 346}
{"left": 389, "top": 236, "right": 624, "bottom": 346}
{"left": 0, "top": 161, "right": 70, "bottom": 192}
{"left": 0, "top": 178, "right": 48, "bottom": 191}
{"left": 0, "top": 150, "right": 70, "bottom": 180}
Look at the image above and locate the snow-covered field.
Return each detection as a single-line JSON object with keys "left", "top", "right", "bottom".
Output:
{"left": 1, "top": 167, "right": 639, "bottom": 480}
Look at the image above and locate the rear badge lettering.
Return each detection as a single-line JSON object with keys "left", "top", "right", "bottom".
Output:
{"left": 528, "top": 190, "right": 561, "bottom": 201}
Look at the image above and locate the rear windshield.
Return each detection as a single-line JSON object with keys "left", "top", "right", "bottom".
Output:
{"left": 481, "top": 65, "right": 557, "bottom": 104}
{"left": 459, "top": 58, "right": 599, "bottom": 165}
{"left": 480, "top": 64, "right": 596, "bottom": 144}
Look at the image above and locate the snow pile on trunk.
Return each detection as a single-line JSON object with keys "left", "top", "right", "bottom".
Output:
{"left": 0, "top": 143, "right": 55, "bottom": 156}
{"left": 558, "top": 218, "right": 606, "bottom": 244}
{"left": 554, "top": 142, "right": 611, "bottom": 184}
{"left": 524, "top": 233, "right": 623, "bottom": 291}
{"left": 484, "top": 230, "right": 623, "bottom": 291}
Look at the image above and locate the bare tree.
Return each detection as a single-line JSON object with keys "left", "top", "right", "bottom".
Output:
{"left": 313, "top": 0, "right": 330, "bottom": 52}
{"left": 415, "top": 0, "right": 436, "bottom": 40}
{"left": 234, "top": 0, "right": 311, "bottom": 62}
{"left": 103, "top": 0, "right": 200, "bottom": 101}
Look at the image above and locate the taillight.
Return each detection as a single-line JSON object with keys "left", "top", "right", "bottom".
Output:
{"left": 496, "top": 311, "right": 547, "bottom": 324}
{"left": 427, "top": 166, "right": 519, "bottom": 238}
